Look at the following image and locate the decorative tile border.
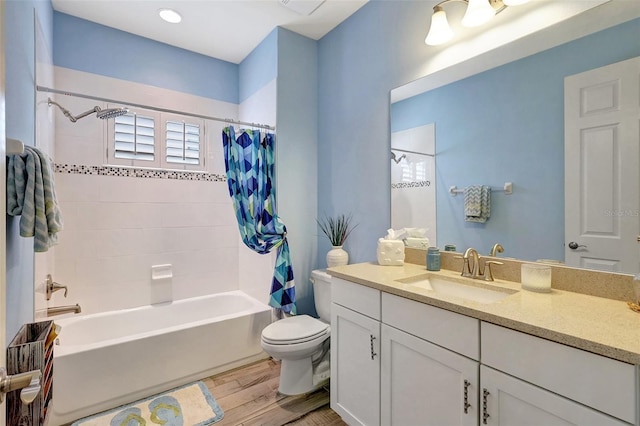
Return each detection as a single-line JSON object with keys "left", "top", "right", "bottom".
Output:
{"left": 54, "top": 164, "right": 226, "bottom": 182}
{"left": 392, "top": 180, "right": 431, "bottom": 189}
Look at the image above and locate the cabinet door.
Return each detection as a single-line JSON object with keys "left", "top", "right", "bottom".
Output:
{"left": 480, "top": 366, "right": 629, "bottom": 426}
{"left": 381, "top": 324, "right": 479, "bottom": 426}
{"left": 331, "top": 303, "right": 381, "bottom": 426}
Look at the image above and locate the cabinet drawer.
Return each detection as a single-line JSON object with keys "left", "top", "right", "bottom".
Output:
{"left": 481, "top": 322, "right": 636, "bottom": 424}
{"left": 382, "top": 292, "right": 479, "bottom": 360}
{"left": 332, "top": 278, "right": 381, "bottom": 321}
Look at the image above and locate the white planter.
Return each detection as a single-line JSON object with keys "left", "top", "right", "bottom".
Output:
{"left": 327, "top": 246, "right": 349, "bottom": 267}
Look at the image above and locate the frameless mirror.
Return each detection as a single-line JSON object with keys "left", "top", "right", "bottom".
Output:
{"left": 390, "top": 1, "right": 640, "bottom": 274}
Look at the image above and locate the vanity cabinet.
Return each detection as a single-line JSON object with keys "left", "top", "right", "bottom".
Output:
{"left": 381, "top": 324, "right": 478, "bottom": 426}
{"left": 330, "top": 277, "right": 637, "bottom": 426}
{"left": 331, "top": 279, "right": 382, "bottom": 426}
{"left": 480, "top": 365, "right": 628, "bottom": 426}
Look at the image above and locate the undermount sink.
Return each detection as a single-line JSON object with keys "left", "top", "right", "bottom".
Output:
{"left": 396, "top": 274, "right": 518, "bottom": 304}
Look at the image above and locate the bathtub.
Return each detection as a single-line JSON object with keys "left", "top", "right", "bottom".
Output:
{"left": 48, "top": 291, "right": 272, "bottom": 426}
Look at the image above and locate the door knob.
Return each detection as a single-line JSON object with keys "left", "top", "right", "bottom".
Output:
{"left": 568, "top": 241, "right": 587, "bottom": 250}
{"left": 0, "top": 368, "right": 41, "bottom": 404}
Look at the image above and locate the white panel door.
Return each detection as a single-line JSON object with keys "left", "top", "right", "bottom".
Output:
{"left": 381, "top": 324, "right": 478, "bottom": 426}
{"left": 480, "top": 366, "right": 628, "bottom": 426}
{"left": 331, "top": 303, "right": 381, "bottom": 426}
{"left": 565, "top": 56, "right": 640, "bottom": 273}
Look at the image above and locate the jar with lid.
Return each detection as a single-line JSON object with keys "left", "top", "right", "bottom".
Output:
{"left": 427, "top": 247, "right": 441, "bottom": 271}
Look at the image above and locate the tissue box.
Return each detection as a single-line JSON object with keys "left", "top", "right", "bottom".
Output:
{"left": 377, "top": 239, "right": 405, "bottom": 266}
{"left": 405, "top": 237, "right": 430, "bottom": 249}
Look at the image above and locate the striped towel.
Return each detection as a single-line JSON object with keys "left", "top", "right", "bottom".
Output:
{"left": 464, "top": 185, "right": 491, "bottom": 223}
{"left": 7, "top": 146, "right": 63, "bottom": 252}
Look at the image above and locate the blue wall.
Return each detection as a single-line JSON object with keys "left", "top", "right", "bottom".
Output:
{"left": 318, "top": 0, "right": 640, "bottom": 265}
{"left": 239, "top": 28, "right": 277, "bottom": 103}
{"left": 276, "top": 28, "right": 318, "bottom": 315}
{"left": 53, "top": 12, "right": 239, "bottom": 104}
{"left": 5, "top": 0, "right": 54, "bottom": 341}
{"left": 390, "top": 19, "right": 640, "bottom": 261}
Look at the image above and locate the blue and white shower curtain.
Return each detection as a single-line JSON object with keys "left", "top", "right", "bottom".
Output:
{"left": 222, "top": 126, "right": 296, "bottom": 315}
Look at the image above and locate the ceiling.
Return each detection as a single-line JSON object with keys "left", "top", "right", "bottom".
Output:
{"left": 51, "top": 0, "right": 369, "bottom": 64}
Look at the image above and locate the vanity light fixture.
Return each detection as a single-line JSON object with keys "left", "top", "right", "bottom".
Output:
{"left": 425, "top": 0, "right": 528, "bottom": 46}
{"left": 159, "top": 8, "right": 182, "bottom": 24}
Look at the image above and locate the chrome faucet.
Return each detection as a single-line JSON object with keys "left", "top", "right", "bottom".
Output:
{"left": 490, "top": 243, "right": 504, "bottom": 257}
{"left": 46, "top": 274, "right": 68, "bottom": 300}
{"left": 47, "top": 304, "right": 81, "bottom": 317}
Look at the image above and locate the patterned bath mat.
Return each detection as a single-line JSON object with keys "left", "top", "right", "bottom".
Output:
{"left": 71, "top": 381, "right": 224, "bottom": 425}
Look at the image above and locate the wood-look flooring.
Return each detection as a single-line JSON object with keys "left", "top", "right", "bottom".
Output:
{"left": 202, "top": 358, "right": 347, "bottom": 426}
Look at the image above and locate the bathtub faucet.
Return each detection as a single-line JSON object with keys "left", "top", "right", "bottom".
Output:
{"left": 47, "top": 304, "right": 81, "bottom": 317}
{"left": 46, "top": 274, "right": 68, "bottom": 300}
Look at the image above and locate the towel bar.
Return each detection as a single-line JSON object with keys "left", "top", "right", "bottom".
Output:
{"left": 450, "top": 182, "right": 513, "bottom": 196}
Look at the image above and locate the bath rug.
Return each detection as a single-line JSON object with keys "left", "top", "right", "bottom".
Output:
{"left": 71, "top": 381, "right": 224, "bottom": 426}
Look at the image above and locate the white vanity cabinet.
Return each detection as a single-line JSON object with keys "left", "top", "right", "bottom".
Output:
{"left": 331, "top": 277, "right": 638, "bottom": 426}
{"left": 481, "top": 322, "right": 636, "bottom": 425}
{"left": 480, "top": 366, "right": 629, "bottom": 426}
{"left": 331, "top": 279, "right": 382, "bottom": 426}
{"left": 381, "top": 324, "right": 479, "bottom": 426}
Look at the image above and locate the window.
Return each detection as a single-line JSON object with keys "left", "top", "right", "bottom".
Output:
{"left": 114, "top": 113, "right": 156, "bottom": 161}
{"left": 165, "top": 120, "right": 201, "bottom": 166}
{"left": 107, "top": 106, "right": 206, "bottom": 171}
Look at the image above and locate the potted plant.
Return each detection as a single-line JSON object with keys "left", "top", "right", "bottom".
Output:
{"left": 317, "top": 213, "right": 358, "bottom": 267}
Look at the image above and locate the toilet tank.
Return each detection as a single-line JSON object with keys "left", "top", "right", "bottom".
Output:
{"left": 310, "top": 269, "right": 332, "bottom": 323}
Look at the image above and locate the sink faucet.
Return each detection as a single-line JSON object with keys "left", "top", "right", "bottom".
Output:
{"left": 490, "top": 243, "right": 504, "bottom": 257}
{"left": 462, "top": 248, "right": 481, "bottom": 278}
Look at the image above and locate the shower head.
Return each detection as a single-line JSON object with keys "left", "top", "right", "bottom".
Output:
{"left": 96, "top": 106, "right": 129, "bottom": 120}
{"left": 48, "top": 97, "right": 129, "bottom": 122}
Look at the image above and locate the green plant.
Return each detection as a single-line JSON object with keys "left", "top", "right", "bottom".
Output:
{"left": 317, "top": 214, "right": 358, "bottom": 247}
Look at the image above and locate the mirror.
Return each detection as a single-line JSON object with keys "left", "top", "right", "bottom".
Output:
{"left": 390, "top": 1, "right": 640, "bottom": 274}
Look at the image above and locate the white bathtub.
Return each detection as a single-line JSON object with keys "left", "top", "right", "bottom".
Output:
{"left": 48, "top": 291, "right": 272, "bottom": 426}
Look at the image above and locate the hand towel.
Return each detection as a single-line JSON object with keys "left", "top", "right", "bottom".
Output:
{"left": 7, "top": 146, "right": 63, "bottom": 252}
{"left": 464, "top": 185, "right": 491, "bottom": 223}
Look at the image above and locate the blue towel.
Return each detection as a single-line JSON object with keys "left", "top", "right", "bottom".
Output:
{"left": 464, "top": 185, "right": 491, "bottom": 223}
{"left": 7, "top": 146, "right": 63, "bottom": 252}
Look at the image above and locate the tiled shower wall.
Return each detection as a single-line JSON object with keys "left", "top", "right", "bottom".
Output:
{"left": 48, "top": 67, "right": 244, "bottom": 314}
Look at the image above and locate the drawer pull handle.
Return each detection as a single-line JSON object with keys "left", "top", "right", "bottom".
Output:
{"left": 370, "top": 335, "right": 377, "bottom": 360}
{"left": 463, "top": 380, "right": 471, "bottom": 413}
{"left": 483, "top": 388, "right": 490, "bottom": 424}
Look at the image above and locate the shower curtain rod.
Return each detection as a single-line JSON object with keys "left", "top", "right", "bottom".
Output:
{"left": 36, "top": 85, "right": 276, "bottom": 131}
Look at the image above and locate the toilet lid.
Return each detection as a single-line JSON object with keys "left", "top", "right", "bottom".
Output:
{"left": 262, "top": 315, "right": 329, "bottom": 344}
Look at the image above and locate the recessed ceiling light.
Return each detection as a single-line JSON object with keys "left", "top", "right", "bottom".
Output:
{"left": 159, "top": 8, "right": 182, "bottom": 24}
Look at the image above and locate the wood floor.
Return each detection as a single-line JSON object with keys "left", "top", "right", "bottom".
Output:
{"left": 202, "top": 358, "right": 347, "bottom": 426}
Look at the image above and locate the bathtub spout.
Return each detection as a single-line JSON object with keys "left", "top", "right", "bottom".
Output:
{"left": 47, "top": 304, "right": 81, "bottom": 316}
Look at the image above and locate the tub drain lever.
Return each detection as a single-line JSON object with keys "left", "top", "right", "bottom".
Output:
{"left": 0, "top": 368, "right": 41, "bottom": 404}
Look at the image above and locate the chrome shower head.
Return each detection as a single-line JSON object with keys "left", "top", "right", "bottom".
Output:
{"left": 96, "top": 106, "right": 129, "bottom": 120}
{"left": 48, "top": 97, "right": 129, "bottom": 122}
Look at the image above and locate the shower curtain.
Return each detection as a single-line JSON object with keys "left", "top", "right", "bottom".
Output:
{"left": 222, "top": 126, "right": 296, "bottom": 315}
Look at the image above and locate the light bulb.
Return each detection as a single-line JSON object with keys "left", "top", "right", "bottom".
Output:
{"left": 461, "top": 0, "right": 495, "bottom": 27}
{"left": 159, "top": 9, "right": 182, "bottom": 24}
{"left": 425, "top": 6, "right": 453, "bottom": 46}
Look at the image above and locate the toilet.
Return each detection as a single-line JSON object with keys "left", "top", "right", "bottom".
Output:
{"left": 261, "top": 269, "right": 332, "bottom": 395}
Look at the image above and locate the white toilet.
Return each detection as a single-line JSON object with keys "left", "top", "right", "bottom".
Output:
{"left": 261, "top": 269, "right": 332, "bottom": 395}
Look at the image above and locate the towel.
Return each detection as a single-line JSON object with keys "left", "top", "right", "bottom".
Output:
{"left": 464, "top": 185, "right": 491, "bottom": 223}
{"left": 7, "top": 146, "right": 63, "bottom": 252}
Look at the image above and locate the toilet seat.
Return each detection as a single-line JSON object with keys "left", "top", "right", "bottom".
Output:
{"left": 261, "top": 315, "right": 329, "bottom": 345}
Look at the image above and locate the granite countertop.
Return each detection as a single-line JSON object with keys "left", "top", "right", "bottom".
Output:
{"left": 327, "top": 262, "right": 640, "bottom": 365}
